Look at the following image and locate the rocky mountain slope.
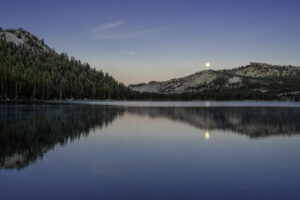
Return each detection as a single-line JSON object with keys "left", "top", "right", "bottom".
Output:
{"left": 129, "top": 62, "right": 300, "bottom": 97}
{"left": 0, "top": 28, "right": 52, "bottom": 52}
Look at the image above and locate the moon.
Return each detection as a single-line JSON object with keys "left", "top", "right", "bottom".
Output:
{"left": 205, "top": 62, "right": 211, "bottom": 68}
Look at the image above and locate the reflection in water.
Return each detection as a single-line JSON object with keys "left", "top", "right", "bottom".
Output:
{"left": 0, "top": 104, "right": 125, "bottom": 170}
{"left": 1, "top": 104, "right": 300, "bottom": 170}
{"left": 205, "top": 101, "right": 210, "bottom": 107}
{"left": 205, "top": 131, "right": 210, "bottom": 140}
{"left": 127, "top": 107, "right": 300, "bottom": 138}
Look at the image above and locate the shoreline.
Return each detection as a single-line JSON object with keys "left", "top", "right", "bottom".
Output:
{"left": 1, "top": 99, "right": 300, "bottom": 108}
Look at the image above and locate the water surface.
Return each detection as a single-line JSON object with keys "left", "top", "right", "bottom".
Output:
{"left": 1, "top": 101, "right": 300, "bottom": 200}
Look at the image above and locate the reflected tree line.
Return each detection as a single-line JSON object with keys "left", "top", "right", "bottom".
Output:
{"left": 1, "top": 103, "right": 300, "bottom": 170}
{"left": 0, "top": 103, "right": 125, "bottom": 170}
{"left": 127, "top": 107, "right": 300, "bottom": 138}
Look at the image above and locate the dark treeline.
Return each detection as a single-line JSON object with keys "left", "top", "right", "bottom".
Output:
{"left": 136, "top": 90, "right": 300, "bottom": 101}
{"left": 0, "top": 29, "right": 134, "bottom": 100}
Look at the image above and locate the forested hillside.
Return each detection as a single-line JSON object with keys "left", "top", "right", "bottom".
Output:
{"left": 0, "top": 28, "right": 134, "bottom": 100}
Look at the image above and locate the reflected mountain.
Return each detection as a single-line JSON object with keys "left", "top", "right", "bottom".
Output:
{"left": 0, "top": 104, "right": 125, "bottom": 170}
{"left": 1, "top": 103, "right": 300, "bottom": 170}
{"left": 127, "top": 107, "right": 300, "bottom": 138}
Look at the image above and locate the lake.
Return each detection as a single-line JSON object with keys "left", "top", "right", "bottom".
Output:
{"left": 1, "top": 101, "right": 300, "bottom": 200}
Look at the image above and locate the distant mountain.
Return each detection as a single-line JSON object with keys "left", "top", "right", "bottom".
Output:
{"left": 0, "top": 28, "right": 133, "bottom": 100}
{"left": 129, "top": 62, "right": 300, "bottom": 100}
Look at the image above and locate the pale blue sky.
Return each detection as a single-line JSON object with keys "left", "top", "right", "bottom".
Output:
{"left": 1, "top": 0, "right": 300, "bottom": 84}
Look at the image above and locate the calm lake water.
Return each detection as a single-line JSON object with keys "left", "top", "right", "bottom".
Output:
{"left": 1, "top": 101, "right": 300, "bottom": 200}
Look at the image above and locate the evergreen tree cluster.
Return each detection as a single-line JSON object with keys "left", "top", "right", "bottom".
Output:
{"left": 0, "top": 29, "right": 134, "bottom": 100}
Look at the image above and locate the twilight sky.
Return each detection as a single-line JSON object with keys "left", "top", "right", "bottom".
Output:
{"left": 1, "top": 0, "right": 300, "bottom": 84}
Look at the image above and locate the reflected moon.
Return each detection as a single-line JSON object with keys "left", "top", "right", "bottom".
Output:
{"left": 205, "top": 131, "right": 210, "bottom": 140}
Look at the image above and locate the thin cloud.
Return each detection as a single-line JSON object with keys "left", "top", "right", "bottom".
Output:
{"left": 92, "top": 26, "right": 170, "bottom": 39}
{"left": 121, "top": 50, "right": 137, "bottom": 56}
{"left": 93, "top": 20, "right": 124, "bottom": 31}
